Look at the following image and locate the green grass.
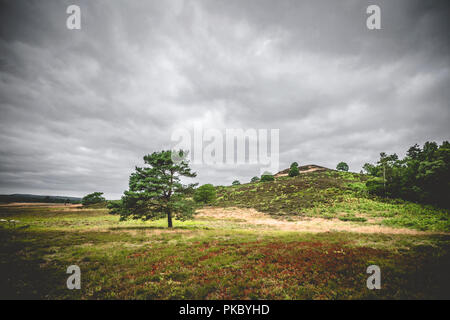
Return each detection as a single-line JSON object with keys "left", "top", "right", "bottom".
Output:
{"left": 1, "top": 205, "right": 449, "bottom": 299}
{"left": 215, "top": 171, "right": 450, "bottom": 232}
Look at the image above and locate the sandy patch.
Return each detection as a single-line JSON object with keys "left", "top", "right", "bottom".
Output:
{"left": 196, "top": 207, "right": 433, "bottom": 235}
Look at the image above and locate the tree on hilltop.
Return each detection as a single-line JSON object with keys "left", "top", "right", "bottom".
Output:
{"left": 336, "top": 162, "right": 349, "bottom": 172}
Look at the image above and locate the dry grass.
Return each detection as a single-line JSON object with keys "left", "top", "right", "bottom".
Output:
{"left": 196, "top": 207, "right": 437, "bottom": 235}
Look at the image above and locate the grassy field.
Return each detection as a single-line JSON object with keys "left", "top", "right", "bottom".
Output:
{"left": 1, "top": 200, "right": 449, "bottom": 299}
{"left": 216, "top": 171, "right": 450, "bottom": 232}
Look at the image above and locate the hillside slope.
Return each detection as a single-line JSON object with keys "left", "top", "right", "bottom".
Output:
{"left": 215, "top": 170, "right": 450, "bottom": 232}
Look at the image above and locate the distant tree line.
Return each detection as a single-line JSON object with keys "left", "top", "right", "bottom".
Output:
{"left": 0, "top": 194, "right": 81, "bottom": 204}
{"left": 363, "top": 141, "right": 449, "bottom": 208}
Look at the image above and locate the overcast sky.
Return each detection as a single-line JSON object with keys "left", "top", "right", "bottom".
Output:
{"left": 0, "top": 0, "right": 449, "bottom": 199}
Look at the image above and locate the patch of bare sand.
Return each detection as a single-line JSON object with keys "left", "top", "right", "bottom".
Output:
{"left": 196, "top": 207, "right": 434, "bottom": 235}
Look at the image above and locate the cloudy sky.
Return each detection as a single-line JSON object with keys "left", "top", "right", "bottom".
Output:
{"left": 0, "top": 0, "right": 449, "bottom": 199}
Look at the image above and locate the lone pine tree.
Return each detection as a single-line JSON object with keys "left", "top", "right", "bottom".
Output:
{"left": 109, "top": 150, "right": 197, "bottom": 228}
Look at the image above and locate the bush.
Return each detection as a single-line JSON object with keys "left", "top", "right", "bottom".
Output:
{"left": 82, "top": 192, "right": 106, "bottom": 206}
{"left": 289, "top": 163, "right": 299, "bottom": 177}
{"left": 193, "top": 184, "right": 216, "bottom": 204}
{"left": 250, "top": 176, "right": 260, "bottom": 183}
{"left": 366, "top": 178, "right": 384, "bottom": 196}
{"left": 336, "top": 162, "right": 349, "bottom": 172}
{"left": 260, "top": 174, "right": 274, "bottom": 182}
{"left": 232, "top": 180, "right": 241, "bottom": 186}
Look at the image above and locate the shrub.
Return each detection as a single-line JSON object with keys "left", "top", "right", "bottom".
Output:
{"left": 232, "top": 180, "right": 241, "bottom": 186}
{"left": 260, "top": 173, "right": 274, "bottom": 182}
{"left": 366, "top": 177, "right": 384, "bottom": 196}
{"left": 193, "top": 184, "right": 217, "bottom": 204}
{"left": 339, "top": 215, "right": 367, "bottom": 222}
{"left": 250, "top": 176, "right": 260, "bottom": 183}
{"left": 336, "top": 162, "right": 349, "bottom": 172}
{"left": 289, "top": 163, "right": 300, "bottom": 177}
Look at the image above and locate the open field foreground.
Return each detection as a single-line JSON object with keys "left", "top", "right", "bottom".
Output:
{"left": 1, "top": 203, "right": 449, "bottom": 300}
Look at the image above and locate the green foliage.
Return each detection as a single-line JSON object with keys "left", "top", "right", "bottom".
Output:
{"left": 106, "top": 200, "right": 123, "bottom": 214}
{"left": 232, "top": 180, "right": 241, "bottom": 186}
{"left": 338, "top": 214, "right": 367, "bottom": 222}
{"left": 193, "top": 184, "right": 216, "bottom": 204}
{"left": 364, "top": 141, "right": 450, "bottom": 208}
{"left": 250, "top": 176, "right": 260, "bottom": 183}
{"left": 336, "top": 162, "right": 349, "bottom": 172}
{"left": 362, "top": 163, "right": 378, "bottom": 175}
{"left": 365, "top": 177, "right": 384, "bottom": 195}
{"left": 289, "top": 162, "right": 300, "bottom": 177}
{"left": 82, "top": 192, "right": 105, "bottom": 206}
{"left": 109, "top": 150, "right": 198, "bottom": 227}
{"left": 260, "top": 173, "right": 274, "bottom": 182}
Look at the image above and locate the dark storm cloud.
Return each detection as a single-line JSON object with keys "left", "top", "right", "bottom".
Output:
{"left": 0, "top": 0, "right": 448, "bottom": 198}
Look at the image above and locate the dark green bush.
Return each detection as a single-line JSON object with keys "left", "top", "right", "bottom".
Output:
{"left": 260, "top": 174, "right": 274, "bottom": 182}
{"left": 193, "top": 184, "right": 217, "bottom": 204}
{"left": 289, "top": 164, "right": 299, "bottom": 177}
{"left": 366, "top": 177, "right": 384, "bottom": 196}
{"left": 336, "top": 162, "right": 349, "bottom": 172}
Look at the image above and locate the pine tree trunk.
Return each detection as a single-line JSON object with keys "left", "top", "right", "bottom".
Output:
{"left": 167, "top": 209, "right": 173, "bottom": 228}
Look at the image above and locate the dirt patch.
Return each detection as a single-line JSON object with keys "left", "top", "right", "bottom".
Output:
{"left": 196, "top": 207, "right": 433, "bottom": 235}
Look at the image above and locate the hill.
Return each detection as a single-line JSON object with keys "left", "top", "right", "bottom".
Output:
{"left": 0, "top": 194, "right": 81, "bottom": 204}
{"left": 215, "top": 168, "right": 450, "bottom": 232}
